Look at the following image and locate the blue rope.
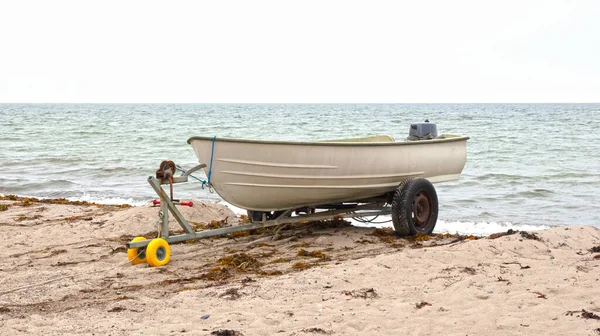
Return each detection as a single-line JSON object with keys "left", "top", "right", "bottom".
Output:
{"left": 206, "top": 136, "right": 216, "bottom": 187}
{"left": 176, "top": 167, "right": 205, "bottom": 183}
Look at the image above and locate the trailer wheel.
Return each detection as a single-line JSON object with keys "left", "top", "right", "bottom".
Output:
{"left": 146, "top": 238, "right": 171, "bottom": 267}
{"left": 391, "top": 178, "right": 438, "bottom": 236}
{"left": 127, "top": 237, "right": 147, "bottom": 265}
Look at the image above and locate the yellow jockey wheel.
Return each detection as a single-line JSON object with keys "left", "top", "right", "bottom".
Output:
{"left": 146, "top": 238, "right": 171, "bottom": 267}
{"left": 127, "top": 237, "right": 148, "bottom": 265}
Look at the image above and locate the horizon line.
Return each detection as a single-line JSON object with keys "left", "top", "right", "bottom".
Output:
{"left": 1, "top": 102, "right": 599, "bottom": 105}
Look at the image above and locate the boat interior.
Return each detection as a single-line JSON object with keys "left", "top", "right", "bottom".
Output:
{"left": 320, "top": 134, "right": 461, "bottom": 143}
{"left": 320, "top": 135, "right": 396, "bottom": 143}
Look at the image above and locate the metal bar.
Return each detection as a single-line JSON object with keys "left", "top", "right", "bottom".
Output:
{"left": 126, "top": 220, "right": 282, "bottom": 248}
{"left": 181, "top": 163, "right": 206, "bottom": 177}
{"left": 147, "top": 177, "right": 195, "bottom": 234}
{"left": 160, "top": 196, "right": 169, "bottom": 238}
{"left": 170, "top": 176, "right": 189, "bottom": 184}
{"left": 126, "top": 207, "right": 392, "bottom": 249}
{"left": 267, "top": 202, "right": 389, "bottom": 225}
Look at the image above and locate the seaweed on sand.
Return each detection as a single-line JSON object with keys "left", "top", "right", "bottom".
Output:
{"left": 369, "top": 228, "right": 395, "bottom": 237}
{"left": 342, "top": 288, "right": 378, "bottom": 299}
{"left": 520, "top": 231, "right": 542, "bottom": 241}
{"left": 566, "top": 309, "right": 600, "bottom": 320}
{"left": 582, "top": 310, "right": 600, "bottom": 320}
{"left": 307, "top": 217, "right": 351, "bottom": 229}
{"left": 461, "top": 267, "right": 476, "bottom": 275}
{"left": 211, "top": 330, "right": 244, "bottom": 336}
{"left": 369, "top": 228, "right": 405, "bottom": 247}
{"left": 219, "top": 253, "right": 261, "bottom": 271}
{"left": 64, "top": 215, "right": 93, "bottom": 222}
{"left": 415, "top": 301, "right": 432, "bottom": 309}
{"left": 219, "top": 288, "right": 242, "bottom": 300}
{"left": 291, "top": 261, "right": 316, "bottom": 270}
{"left": 301, "top": 327, "right": 331, "bottom": 334}
{"left": 192, "top": 219, "right": 228, "bottom": 230}
{"left": 257, "top": 269, "right": 283, "bottom": 276}
{"left": 0, "top": 194, "right": 131, "bottom": 208}
{"left": 271, "top": 257, "right": 291, "bottom": 263}
{"left": 297, "top": 249, "right": 330, "bottom": 260}
{"left": 355, "top": 238, "right": 375, "bottom": 244}
{"left": 293, "top": 241, "right": 311, "bottom": 248}
{"left": 488, "top": 229, "right": 517, "bottom": 239}
{"left": 228, "top": 231, "right": 250, "bottom": 238}
{"left": 413, "top": 232, "right": 431, "bottom": 241}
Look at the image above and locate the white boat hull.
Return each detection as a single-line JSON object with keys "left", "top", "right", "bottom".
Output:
{"left": 187, "top": 135, "right": 468, "bottom": 211}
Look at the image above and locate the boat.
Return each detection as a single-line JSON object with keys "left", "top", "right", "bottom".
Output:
{"left": 186, "top": 133, "right": 468, "bottom": 212}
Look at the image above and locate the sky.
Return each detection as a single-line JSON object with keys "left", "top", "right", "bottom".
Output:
{"left": 0, "top": 0, "right": 599, "bottom": 103}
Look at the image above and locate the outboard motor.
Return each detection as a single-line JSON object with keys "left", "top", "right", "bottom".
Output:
{"left": 408, "top": 119, "right": 438, "bottom": 140}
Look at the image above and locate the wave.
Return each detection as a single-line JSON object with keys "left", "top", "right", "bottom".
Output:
{"left": 0, "top": 179, "right": 78, "bottom": 193}
{"left": 351, "top": 218, "right": 551, "bottom": 236}
{"left": 478, "top": 172, "right": 598, "bottom": 181}
{"left": 0, "top": 192, "right": 148, "bottom": 207}
{"left": 6, "top": 157, "right": 81, "bottom": 165}
{"left": 435, "top": 220, "right": 551, "bottom": 236}
{"left": 217, "top": 201, "right": 552, "bottom": 236}
{"left": 510, "top": 189, "right": 555, "bottom": 198}
{"left": 68, "top": 193, "right": 148, "bottom": 206}
{"left": 477, "top": 173, "right": 533, "bottom": 181}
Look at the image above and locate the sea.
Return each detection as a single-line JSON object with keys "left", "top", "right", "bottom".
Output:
{"left": 1, "top": 104, "right": 598, "bottom": 235}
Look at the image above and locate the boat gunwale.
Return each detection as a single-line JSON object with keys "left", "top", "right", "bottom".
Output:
{"left": 187, "top": 135, "right": 470, "bottom": 146}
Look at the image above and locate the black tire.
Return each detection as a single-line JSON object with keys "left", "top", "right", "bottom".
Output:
{"left": 391, "top": 178, "right": 438, "bottom": 236}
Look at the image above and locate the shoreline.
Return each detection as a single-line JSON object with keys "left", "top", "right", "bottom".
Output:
{"left": 0, "top": 193, "right": 559, "bottom": 237}
{"left": 1, "top": 197, "right": 599, "bottom": 335}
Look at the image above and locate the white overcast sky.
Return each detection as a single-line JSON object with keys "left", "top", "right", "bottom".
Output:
{"left": 0, "top": 0, "right": 599, "bottom": 103}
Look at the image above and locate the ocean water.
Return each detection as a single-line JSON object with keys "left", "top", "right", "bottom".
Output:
{"left": 1, "top": 104, "right": 598, "bottom": 235}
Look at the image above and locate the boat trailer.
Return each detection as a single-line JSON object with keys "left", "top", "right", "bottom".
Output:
{"left": 125, "top": 162, "right": 400, "bottom": 267}
{"left": 126, "top": 161, "right": 438, "bottom": 267}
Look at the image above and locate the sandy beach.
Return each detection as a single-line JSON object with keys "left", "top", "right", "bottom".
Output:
{"left": 1, "top": 195, "right": 599, "bottom": 336}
